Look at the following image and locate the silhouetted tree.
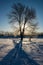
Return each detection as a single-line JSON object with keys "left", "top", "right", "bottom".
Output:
{"left": 8, "top": 3, "right": 36, "bottom": 48}
{"left": 26, "top": 21, "right": 38, "bottom": 41}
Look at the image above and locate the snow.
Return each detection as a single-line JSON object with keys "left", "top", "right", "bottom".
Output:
{"left": 0, "top": 38, "right": 43, "bottom": 65}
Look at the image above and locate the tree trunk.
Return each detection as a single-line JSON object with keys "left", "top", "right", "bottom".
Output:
{"left": 20, "top": 32, "right": 23, "bottom": 48}
{"left": 29, "top": 36, "right": 31, "bottom": 42}
{"left": 19, "top": 21, "right": 26, "bottom": 49}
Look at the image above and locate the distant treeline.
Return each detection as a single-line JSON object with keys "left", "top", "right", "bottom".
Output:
{"left": 0, "top": 33, "right": 43, "bottom": 38}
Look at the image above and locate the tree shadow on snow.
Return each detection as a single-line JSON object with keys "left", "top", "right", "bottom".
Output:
{"left": 0, "top": 40, "right": 40, "bottom": 65}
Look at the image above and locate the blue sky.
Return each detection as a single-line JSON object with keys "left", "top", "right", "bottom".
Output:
{"left": 0, "top": 0, "right": 43, "bottom": 32}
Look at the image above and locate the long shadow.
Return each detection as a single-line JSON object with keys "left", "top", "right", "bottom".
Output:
{"left": 0, "top": 40, "right": 40, "bottom": 65}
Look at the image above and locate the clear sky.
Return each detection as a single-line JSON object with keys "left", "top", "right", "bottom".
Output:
{"left": 0, "top": 0, "right": 43, "bottom": 32}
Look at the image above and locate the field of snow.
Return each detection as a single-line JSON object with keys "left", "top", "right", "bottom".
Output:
{"left": 0, "top": 38, "right": 43, "bottom": 65}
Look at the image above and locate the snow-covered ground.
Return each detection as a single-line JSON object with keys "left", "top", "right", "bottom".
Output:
{"left": 0, "top": 38, "right": 43, "bottom": 65}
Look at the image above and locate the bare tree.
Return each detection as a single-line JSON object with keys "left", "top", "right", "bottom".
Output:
{"left": 8, "top": 3, "right": 36, "bottom": 48}
{"left": 26, "top": 21, "right": 38, "bottom": 41}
